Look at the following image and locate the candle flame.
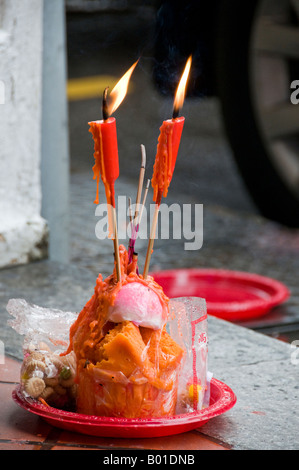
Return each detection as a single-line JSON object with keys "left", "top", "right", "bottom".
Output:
{"left": 107, "top": 60, "right": 138, "bottom": 116}
{"left": 173, "top": 56, "right": 192, "bottom": 116}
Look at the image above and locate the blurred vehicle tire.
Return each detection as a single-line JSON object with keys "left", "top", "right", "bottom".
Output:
{"left": 154, "top": 0, "right": 299, "bottom": 227}
{"left": 215, "top": 0, "right": 299, "bottom": 227}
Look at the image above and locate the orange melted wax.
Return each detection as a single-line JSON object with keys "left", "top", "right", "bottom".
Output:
{"left": 89, "top": 118, "right": 119, "bottom": 237}
{"left": 151, "top": 121, "right": 174, "bottom": 202}
{"left": 65, "top": 245, "right": 169, "bottom": 368}
{"left": 151, "top": 117, "right": 184, "bottom": 203}
{"left": 63, "top": 245, "right": 185, "bottom": 417}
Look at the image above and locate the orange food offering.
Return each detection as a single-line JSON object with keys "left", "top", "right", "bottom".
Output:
{"left": 65, "top": 245, "right": 185, "bottom": 418}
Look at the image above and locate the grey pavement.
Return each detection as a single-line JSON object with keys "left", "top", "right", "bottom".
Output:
{"left": 205, "top": 315, "right": 298, "bottom": 450}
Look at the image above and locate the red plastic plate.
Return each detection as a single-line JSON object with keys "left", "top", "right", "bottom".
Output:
{"left": 151, "top": 268, "right": 290, "bottom": 322}
{"left": 12, "top": 378, "right": 236, "bottom": 438}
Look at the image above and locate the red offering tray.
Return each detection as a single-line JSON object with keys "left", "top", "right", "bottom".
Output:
{"left": 151, "top": 268, "right": 290, "bottom": 322}
{"left": 12, "top": 378, "right": 236, "bottom": 439}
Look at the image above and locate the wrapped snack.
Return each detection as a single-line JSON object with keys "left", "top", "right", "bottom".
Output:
{"left": 168, "top": 296, "right": 209, "bottom": 413}
{"left": 7, "top": 299, "right": 78, "bottom": 410}
{"left": 20, "top": 345, "right": 77, "bottom": 409}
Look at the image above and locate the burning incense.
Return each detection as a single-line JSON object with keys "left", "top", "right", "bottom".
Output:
{"left": 112, "top": 207, "right": 121, "bottom": 282}
{"left": 128, "top": 145, "right": 147, "bottom": 264}
{"left": 134, "top": 144, "right": 146, "bottom": 223}
{"left": 128, "top": 196, "right": 133, "bottom": 225}
{"left": 143, "top": 190, "right": 162, "bottom": 279}
{"left": 128, "top": 178, "right": 150, "bottom": 276}
{"left": 138, "top": 178, "right": 150, "bottom": 228}
{"left": 128, "top": 197, "right": 135, "bottom": 259}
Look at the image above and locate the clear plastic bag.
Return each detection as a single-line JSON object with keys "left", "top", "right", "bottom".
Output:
{"left": 7, "top": 299, "right": 77, "bottom": 409}
{"left": 76, "top": 362, "right": 181, "bottom": 418}
{"left": 168, "top": 297, "right": 210, "bottom": 414}
{"left": 7, "top": 298, "right": 77, "bottom": 354}
{"left": 74, "top": 320, "right": 185, "bottom": 418}
{"left": 7, "top": 297, "right": 210, "bottom": 416}
{"left": 75, "top": 297, "right": 209, "bottom": 418}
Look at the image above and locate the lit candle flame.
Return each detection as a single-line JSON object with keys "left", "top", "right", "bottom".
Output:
{"left": 173, "top": 55, "right": 192, "bottom": 118}
{"left": 107, "top": 60, "right": 139, "bottom": 116}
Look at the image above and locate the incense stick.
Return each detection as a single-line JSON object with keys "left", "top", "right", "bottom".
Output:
{"left": 130, "top": 179, "right": 150, "bottom": 276}
{"left": 143, "top": 190, "right": 162, "bottom": 279}
{"left": 128, "top": 196, "right": 133, "bottom": 225}
{"left": 128, "top": 196, "right": 135, "bottom": 259}
{"left": 128, "top": 145, "right": 147, "bottom": 264}
{"left": 143, "top": 199, "right": 160, "bottom": 279}
{"left": 134, "top": 144, "right": 146, "bottom": 224}
{"left": 137, "top": 179, "right": 150, "bottom": 227}
{"left": 112, "top": 205, "right": 121, "bottom": 282}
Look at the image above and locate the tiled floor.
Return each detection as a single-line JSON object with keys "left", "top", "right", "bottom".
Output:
{"left": 0, "top": 355, "right": 229, "bottom": 451}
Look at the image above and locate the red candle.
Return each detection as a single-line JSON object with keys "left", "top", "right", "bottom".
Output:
{"left": 89, "top": 117, "right": 119, "bottom": 208}
{"left": 88, "top": 60, "right": 138, "bottom": 208}
{"left": 151, "top": 116, "right": 185, "bottom": 204}
{"left": 151, "top": 56, "right": 191, "bottom": 205}
{"left": 143, "top": 56, "right": 192, "bottom": 278}
{"left": 88, "top": 61, "right": 138, "bottom": 282}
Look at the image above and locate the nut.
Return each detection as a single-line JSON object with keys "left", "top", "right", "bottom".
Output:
{"left": 40, "top": 386, "right": 54, "bottom": 400}
{"left": 54, "top": 384, "right": 67, "bottom": 396}
{"left": 24, "top": 359, "right": 46, "bottom": 376}
{"left": 24, "top": 377, "right": 45, "bottom": 398}
{"left": 44, "top": 376, "right": 59, "bottom": 387}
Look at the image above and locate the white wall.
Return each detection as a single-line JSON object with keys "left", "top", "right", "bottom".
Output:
{"left": 0, "top": 0, "right": 48, "bottom": 267}
{"left": 41, "top": 0, "right": 70, "bottom": 263}
{"left": 0, "top": 0, "right": 69, "bottom": 268}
